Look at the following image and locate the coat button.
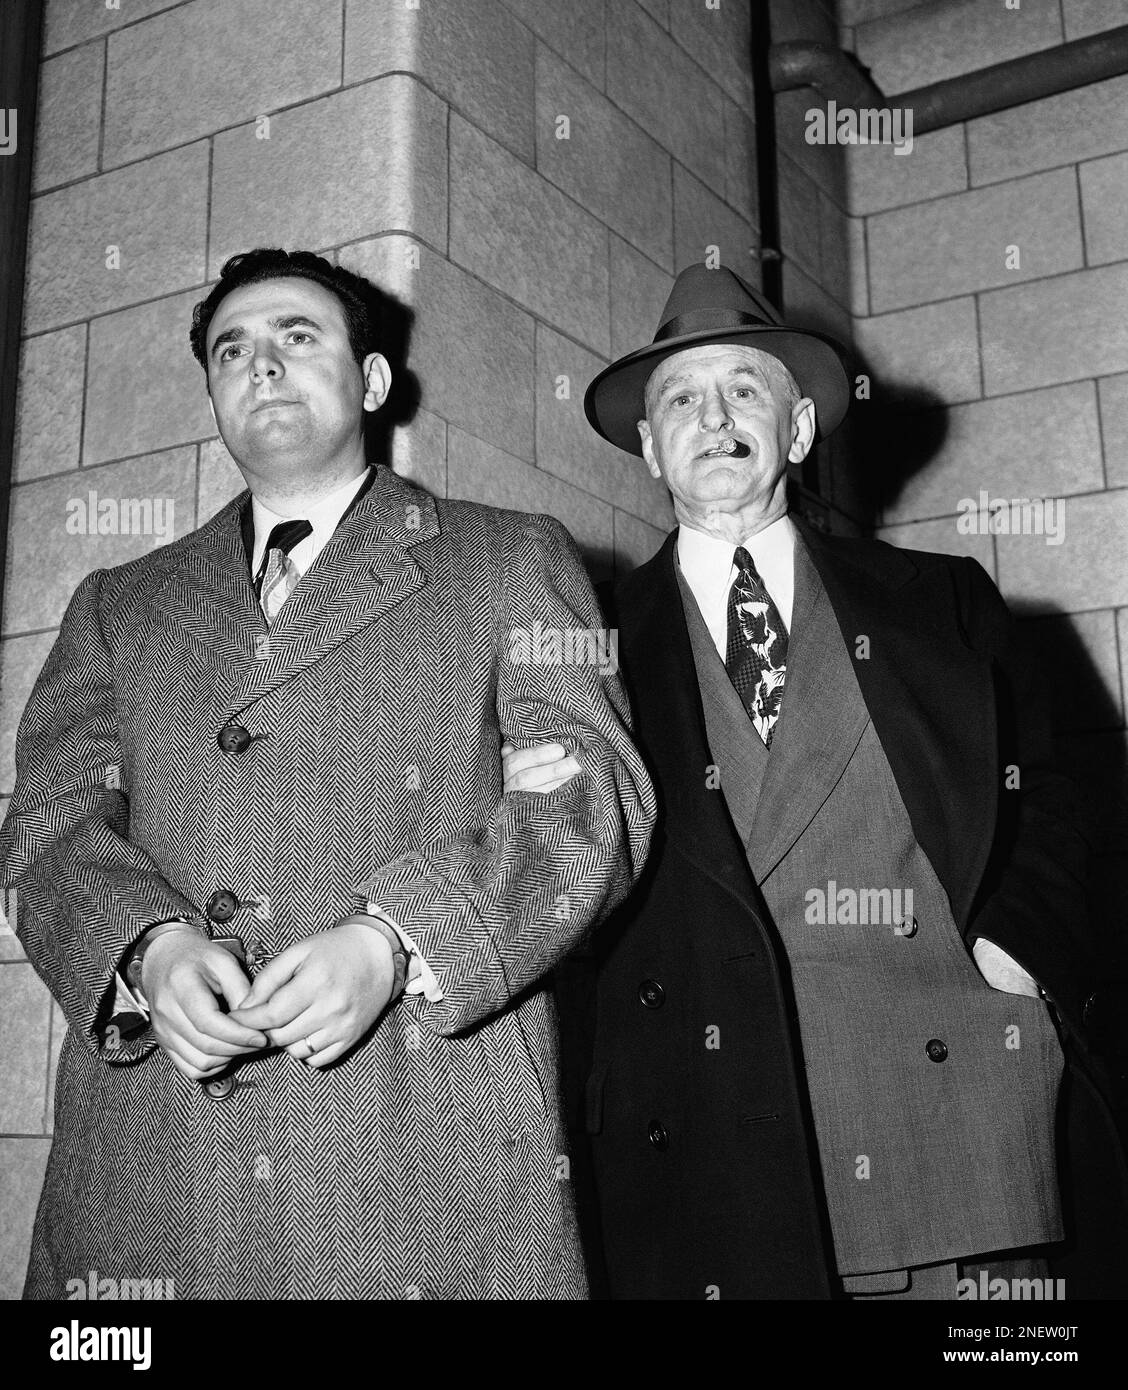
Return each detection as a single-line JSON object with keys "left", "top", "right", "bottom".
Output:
{"left": 898, "top": 916, "right": 919, "bottom": 937}
{"left": 202, "top": 1074, "right": 236, "bottom": 1101}
{"left": 925, "top": 1038, "right": 948, "bottom": 1063}
{"left": 647, "top": 1120, "right": 669, "bottom": 1150}
{"left": 217, "top": 724, "right": 252, "bottom": 754}
{"left": 206, "top": 889, "right": 239, "bottom": 923}
{"left": 638, "top": 978, "right": 665, "bottom": 1008}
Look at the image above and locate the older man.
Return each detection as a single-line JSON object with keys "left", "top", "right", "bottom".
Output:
{"left": 0, "top": 247, "right": 654, "bottom": 1299}
{"left": 506, "top": 264, "right": 1099, "bottom": 1299}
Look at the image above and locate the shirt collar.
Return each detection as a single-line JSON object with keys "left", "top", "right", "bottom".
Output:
{"left": 250, "top": 468, "right": 372, "bottom": 575}
{"left": 676, "top": 511, "right": 796, "bottom": 595}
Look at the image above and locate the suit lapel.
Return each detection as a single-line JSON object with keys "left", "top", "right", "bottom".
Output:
{"left": 675, "top": 562, "right": 767, "bottom": 848}
{"left": 748, "top": 539, "right": 869, "bottom": 882}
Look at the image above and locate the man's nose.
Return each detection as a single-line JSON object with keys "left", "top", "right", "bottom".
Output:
{"left": 250, "top": 346, "right": 282, "bottom": 381}
{"left": 700, "top": 387, "right": 732, "bottom": 430}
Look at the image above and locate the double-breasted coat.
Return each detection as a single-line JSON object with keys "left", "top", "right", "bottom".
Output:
{"left": 0, "top": 465, "right": 655, "bottom": 1300}
{"left": 574, "top": 519, "right": 1106, "bottom": 1299}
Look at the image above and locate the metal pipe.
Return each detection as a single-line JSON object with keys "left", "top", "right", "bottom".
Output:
{"left": 769, "top": 25, "right": 1128, "bottom": 137}
{"left": 900, "top": 24, "right": 1128, "bottom": 134}
{"left": 769, "top": 41, "right": 885, "bottom": 111}
{"left": 750, "top": 2, "right": 783, "bottom": 309}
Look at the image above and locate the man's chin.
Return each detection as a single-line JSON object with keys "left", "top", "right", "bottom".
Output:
{"left": 243, "top": 418, "right": 313, "bottom": 451}
{"left": 685, "top": 469, "right": 753, "bottom": 501}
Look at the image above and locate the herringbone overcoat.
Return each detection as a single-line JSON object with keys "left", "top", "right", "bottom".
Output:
{"left": 0, "top": 465, "right": 655, "bottom": 1300}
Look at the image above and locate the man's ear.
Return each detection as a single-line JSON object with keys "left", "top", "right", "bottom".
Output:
{"left": 638, "top": 421, "right": 662, "bottom": 480}
{"left": 788, "top": 397, "right": 817, "bottom": 464}
{"left": 362, "top": 352, "right": 393, "bottom": 412}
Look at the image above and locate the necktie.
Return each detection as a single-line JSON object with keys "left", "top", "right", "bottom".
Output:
{"left": 725, "top": 545, "right": 789, "bottom": 747}
{"left": 254, "top": 518, "right": 312, "bottom": 623}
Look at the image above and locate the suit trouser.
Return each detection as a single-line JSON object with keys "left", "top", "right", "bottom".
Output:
{"left": 845, "top": 1254, "right": 1049, "bottom": 1300}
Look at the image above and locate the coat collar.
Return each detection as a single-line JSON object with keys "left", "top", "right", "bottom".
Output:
{"left": 145, "top": 465, "right": 439, "bottom": 716}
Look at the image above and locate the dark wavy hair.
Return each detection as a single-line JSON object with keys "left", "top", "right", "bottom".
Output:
{"left": 189, "top": 248, "right": 379, "bottom": 385}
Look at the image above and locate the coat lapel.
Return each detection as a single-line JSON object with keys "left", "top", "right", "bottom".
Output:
{"left": 793, "top": 518, "right": 998, "bottom": 929}
{"left": 614, "top": 533, "right": 762, "bottom": 922}
{"left": 141, "top": 495, "right": 264, "bottom": 676}
{"left": 151, "top": 466, "right": 438, "bottom": 717}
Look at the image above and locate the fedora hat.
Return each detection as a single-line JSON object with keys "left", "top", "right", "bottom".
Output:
{"left": 584, "top": 264, "right": 851, "bottom": 455}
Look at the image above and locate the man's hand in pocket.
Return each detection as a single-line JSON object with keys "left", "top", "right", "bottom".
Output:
{"left": 972, "top": 937, "right": 1041, "bottom": 997}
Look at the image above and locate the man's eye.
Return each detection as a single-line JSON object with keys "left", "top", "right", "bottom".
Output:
{"left": 671, "top": 394, "right": 692, "bottom": 407}
{"left": 218, "top": 345, "right": 243, "bottom": 361}
{"left": 287, "top": 331, "right": 313, "bottom": 344}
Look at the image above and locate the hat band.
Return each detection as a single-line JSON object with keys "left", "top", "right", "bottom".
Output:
{"left": 653, "top": 307, "right": 775, "bottom": 342}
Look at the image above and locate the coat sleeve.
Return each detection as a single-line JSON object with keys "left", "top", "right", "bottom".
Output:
{"left": 957, "top": 556, "right": 1096, "bottom": 1043}
{"left": 0, "top": 570, "right": 205, "bottom": 1062}
{"left": 359, "top": 516, "right": 656, "bottom": 1036}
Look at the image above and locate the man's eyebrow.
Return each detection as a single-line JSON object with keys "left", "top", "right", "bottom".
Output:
{"left": 655, "top": 372, "right": 693, "bottom": 396}
{"left": 209, "top": 315, "right": 324, "bottom": 357}
{"left": 725, "top": 366, "right": 770, "bottom": 386}
{"left": 271, "top": 314, "right": 323, "bottom": 332}
{"left": 654, "top": 365, "right": 769, "bottom": 396}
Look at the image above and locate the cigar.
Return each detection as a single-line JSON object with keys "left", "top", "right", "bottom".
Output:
{"left": 718, "top": 438, "right": 750, "bottom": 457}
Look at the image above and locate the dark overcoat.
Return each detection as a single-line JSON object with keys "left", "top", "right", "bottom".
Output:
{"left": 577, "top": 520, "right": 1113, "bottom": 1300}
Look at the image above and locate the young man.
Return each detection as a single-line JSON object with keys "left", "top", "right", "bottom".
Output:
{"left": 1, "top": 248, "right": 654, "bottom": 1299}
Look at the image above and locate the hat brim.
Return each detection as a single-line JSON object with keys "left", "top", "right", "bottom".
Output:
{"left": 584, "top": 324, "right": 851, "bottom": 456}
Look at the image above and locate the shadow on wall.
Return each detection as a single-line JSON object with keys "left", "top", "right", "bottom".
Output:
{"left": 359, "top": 282, "right": 421, "bottom": 470}
{"left": 1019, "top": 599, "right": 1128, "bottom": 1298}
{"left": 1010, "top": 599, "right": 1128, "bottom": 967}
{"left": 834, "top": 349, "right": 951, "bottom": 525}
{"left": 771, "top": 287, "right": 952, "bottom": 532}
{"left": 354, "top": 278, "right": 624, "bottom": 582}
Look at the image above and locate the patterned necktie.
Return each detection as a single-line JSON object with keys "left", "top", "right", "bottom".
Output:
{"left": 254, "top": 518, "right": 312, "bottom": 623}
{"left": 725, "top": 545, "right": 789, "bottom": 747}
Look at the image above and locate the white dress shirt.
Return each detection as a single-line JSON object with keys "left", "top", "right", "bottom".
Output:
{"left": 675, "top": 511, "right": 797, "bottom": 659}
